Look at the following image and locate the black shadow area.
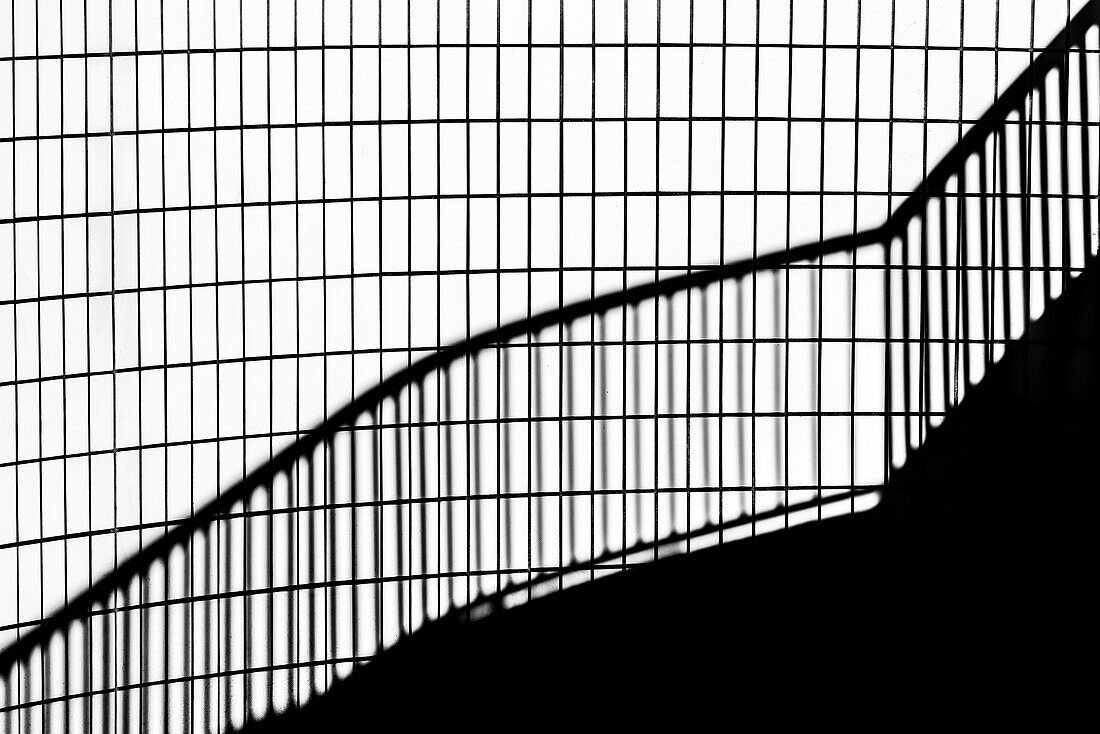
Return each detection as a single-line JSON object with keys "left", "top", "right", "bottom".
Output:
{"left": 243, "top": 262, "right": 1098, "bottom": 730}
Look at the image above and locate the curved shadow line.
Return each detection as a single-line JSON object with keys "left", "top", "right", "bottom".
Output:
{"left": 2, "top": 0, "right": 1096, "bottom": 675}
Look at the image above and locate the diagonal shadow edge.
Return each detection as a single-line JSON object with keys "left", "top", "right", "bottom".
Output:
{"left": 246, "top": 252, "right": 1099, "bottom": 730}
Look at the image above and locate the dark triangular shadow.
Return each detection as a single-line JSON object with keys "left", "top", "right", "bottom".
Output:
{"left": 240, "top": 262, "right": 1098, "bottom": 730}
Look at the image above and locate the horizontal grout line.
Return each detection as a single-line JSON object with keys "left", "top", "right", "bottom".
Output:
{"left": 0, "top": 332, "right": 1082, "bottom": 390}
{"left": 0, "top": 39, "right": 1094, "bottom": 64}
{"left": 4, "top": 187, "right": 1095, "bottom": 225}
{"left": 0, "top": 262, "right": 1087, "bottom": 310}
{"left": 5, "top": 114, "right": 1099, "bottom": 144}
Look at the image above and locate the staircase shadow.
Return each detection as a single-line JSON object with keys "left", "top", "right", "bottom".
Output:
{"left": 242, "top": 263, "right": 1098, "bottom": 730}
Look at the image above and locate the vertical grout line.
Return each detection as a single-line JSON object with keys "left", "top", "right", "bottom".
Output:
{"left": 320, "top": 0, "right": 332, "bottom": 691}
{"left": 237, "top": 0, "right": 249, "bottom": 713}
{"left": 157, "top": 0, "right": 172, "bottom": 728}
{"left": 786, "top": 0, "right": 798, "bottom": 522}
{"left": 435, "top": 0, "right": 444, "bottom": 619}
{"left": 1058, "top": 0, "right": 1072, "bottom": 297}
{"left": 58, "top": 0, "right": 73, "bottom": 727}
{"left": 622, "top": 0, "right": 632, "bottom": 564}
{"left": 918, "top": 0, "right": 930, "bottom": 446}
{"left": 557, "top": 0, "right": 565, "bottom": 587}
{"left": 495, "top": 0, "right": 503, "bottom": 597}
{"left": 717, "top": 0, "right": 727, "bottom": 544}
{"left": 374, "top": 0, "right": 385, "bottom": 656}
{"left": 461, "top": 0, "right": 472, "bottom": 613}
{"left": 130, "top": 0, "right": 144, "bottom": 726}
{"left": 953, "top": 0, "right": 967, "bottom": 411}
{"left": 404, "top": 0, "right": 413, "bottom": 640}
{"left": 750, "top": 0, "right": 760, "bottom": 536}
{"left": 685, "top": 0, "right": 694, "bottom": 553}
{"left": 589, "top": 0, "right": 598, "bottom": 576}
{"left": 107, "top": 0, "right": 120, "bottom": 728}
{"left": 291, "top": 0, "right": 301, "bottom": 705}
{"left": 264, "top": 0, "right": 276, "bottom": 715}
{"left": 653, "top": 0, "right": 662, "bottom": 560}
{"left": 850, "top": 0, "right": 864, "bottom": 515}
{"left": 883, "top": 0, "right": 897, "bottom": 519}
{"left": 814, "top": 0, "right": 829, "bottom": 519}
{"left": 9, "top": 0, "right": 19, "bottom": 727}
{"left": 347, "top": 0, "right": 359, "bottom": 674}
{"left": 991, "top": 0, "right": 1001, "bottom": 391}
{"left": 32, "top": 0, "right": 46, "bottom": 726}
{"left": 324, "top": 0, "right": 335, "bottom": 691}
{"left": 183, "top": 0, "right": 194, "bottom": 727}
{"left": 526, "top": 0, "right": 535, "bottom": 592}
{"left": 208, "top": 0, "right": 225, "bottom": 719}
